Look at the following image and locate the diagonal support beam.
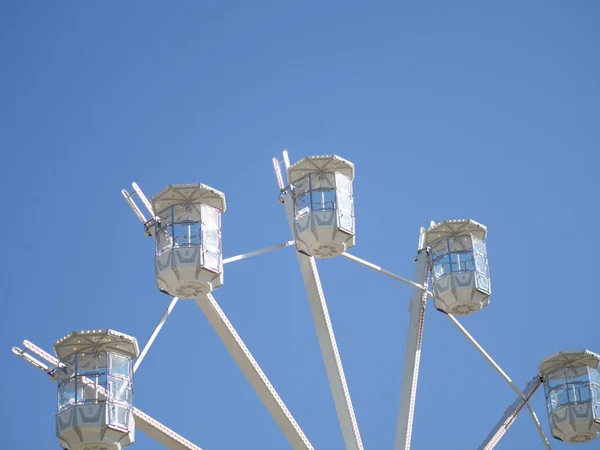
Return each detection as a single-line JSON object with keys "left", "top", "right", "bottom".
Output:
{"left": 281, "top": 195, "right": 364, "bottom": 450}
{"left": 223, "top": 241, "right": 295, "bottom": 265}
{"left": 447, "top": 315, "right": 551, "bottom": 449}
{"left": 193, "top": 293, "right": 313, "bottom": 450}
{"left": 395, "top": 245, "right": 430, "bottom": 450}
{"left": 341, "top": 251, "right": 551, "bottom": 449}
{"left": 135, "top": 296, "right": 180, "bottom": 373}
{"left": 478, "top": 375, "right": 543, "bottom": 450}
{"left": 17, "top": 340, "right": 203, "bottom": 450}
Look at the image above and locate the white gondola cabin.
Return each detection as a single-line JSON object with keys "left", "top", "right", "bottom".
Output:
{"left": 287, "top": 155, "right": 355, "bottom": 258}
{"left": 55, "top": 329, "right": 139, "bottom": 450}
{"left": 151, "top": 184, "right": 225, "bottom": 298}
{"left": 424, "top": 219, "right": 491, "bottom": 316}
{"left": 541, "top": 350, "right": 600, "bottom": 444}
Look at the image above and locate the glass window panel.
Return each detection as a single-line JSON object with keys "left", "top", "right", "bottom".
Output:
{"left": 109, "top": 405, "right": 130, "bottom": 429}
{"left": 173, "top": 204, "right": 200, "bottom": 223}
{"left": 476, "top": 273, "right": 490, "bottom": 292}
{"left": 76, "top": 354, "right": 98, "bottom": 375}
{"left": 293, "top": 175, "right": 310, "bottom": 195}
{"left": 555, "top": 386, "right": 568, "bottom": 405}
{"left": 156, "top": 228, "right": 174, "bottom": 254}
{"left": 110, "top": 378, "right": 131, "bottom": 403}
{"left": 173, "top": 224, "right": 195, "bottom": 246}
{"left": 566, "top": 384, "right": 577, "bottom": 403}
{"left": 98, "top": 374, "right": 107, "bottom": 391}
{"left": 59, "top": 380, "right": 76, "bottom": 409}
{"left": 548, "top": 390, "right": 559, "bottom": 412}
{"left": 474, "top": 254, "right": 488, "bottom": 276}
{"left": 79, "top": 380, "right": 98, "bottom": 404}
{"left": 336, "top": 192, "right": 352, "bottom": 213}
{"left": 204, "top": 250, "right": 220, "bottom": 270}
{"left": 295, "top": 193, "right": 311, "bottom": 218}
{"left": 311, "top": 190, "right": 336, "bottom": 210}
{"left": 472, "top": 237, "right": 487, "bottom": 255}
{"left": 335, "top": 173, "right": 352, "bottom": 194}
{"left": 449, "top": 236, "right": 472, "bottom": 252}
{"left": 201, "top": 204, "right": 221, "bottom": 227}
{"left": 589, "top": 369, "right": 600, "bottom": 384}
{"left": 592, "top": 384, "right": 600, "bottom": 402}
{"left": 110, "top": 354, "right": 131, "bottom": 377}
{"left": 578, "top": 384, "right": 592, "bottom": 402}
{"left": 565, "top": 366, "right": 589, "bottom": 381}
{"left": 547, "top": 370, "right": 566, "bottom": 387}
{"left": 595, "top": 404, "right": 600, "bottom": 420}
{"left": 434, "top": 262, "right": 444, "bottom": 279}
{"left": 433, "top": 254, "right": 450, "bottom": 264}
{"left": 338, "top": 212, "right": 354, "bottom": 232}
{"left": 431, "top": 238, "right": 448, "bottom": 256}
{"left": 203, "top": 228, "right": 220, "bottom": 251}
{"left": 57, "top": 364, "right": 72, "bottom": 383}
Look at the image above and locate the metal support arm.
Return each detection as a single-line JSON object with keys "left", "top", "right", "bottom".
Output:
{"left": 193, "top": 293, "right": 313, "bottom": 450}
{"left": 478, "top": 374, "right": 543, "bottom": 450}
{"left": 342, "top": 251, "right": 551, "bottom": 449}
{"left": 395, "top": 245, "right": 430, "bottom": 450}
{"left": 135, "top": 296, "right": 180, "bottom": 373}
{"left": 281, "top": 194, "right": 364, "bottom": 450}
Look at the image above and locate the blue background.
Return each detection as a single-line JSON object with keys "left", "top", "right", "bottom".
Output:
{"left": 1, "top": 1, "right": 598, "bottom": 449}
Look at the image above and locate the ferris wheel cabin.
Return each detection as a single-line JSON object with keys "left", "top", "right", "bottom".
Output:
{"left": 424, "top": 219, "right": 491, "bottom": 316}
{"left": 151, "top": 184, "right": 225, "bottom": 298}
{"left": 287, "top": 155, "right": 355, "bottom": 258}
{"left": 540, "top": 350, "right": 600, "bottom": 444}
{"left": 54, "top": 329, "right": 139, "bottom": 450}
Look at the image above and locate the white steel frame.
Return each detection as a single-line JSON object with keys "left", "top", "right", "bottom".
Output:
{"left": 12, "top": 151, "right": 557, "bottom": 449}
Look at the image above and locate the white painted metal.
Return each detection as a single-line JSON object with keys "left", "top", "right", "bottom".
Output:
{"left": 281, "top": 188, "right": 364, "bottom": 450}
{"left": 424, "top": 219, "right": 490, "bottom": 316}
{"left": 13, "top": 346, "right": 56, "bottom": 376}
{"left": 193, "top": 293, "right": 314, "bottom": 450}
{"left": 447, "top": 315, "right": 552, "bottom": 449}
{"left": 340, "top": 249, "right": 550, "bottom": 449}
{"left": 479, "top": 375, "right": 543, "bottom": 450}
{"left": 282, "top": 149, "right": 291, "bottom": 170}
{"left": 341, "top": 252, "right": 428, "bottom": 293}
{"left": 122, "top": 189, "right": 148, "bottom": 224}
{"left": 223, "top": 240, "right": 294, "bottom": 265}
{"left": 18, "top": 340, "right": 203, "bottom": 450}
{"left": 134, "top": 296, "right": 180, "bottom": 373}
{"left": 539, "top": 350, "right": 600, "bottom": 444}
{"left": 132, "top": 182, "right": 156, "bottom": 216}
{"left": 273, "top": 157, "right": 285, "bottom": 190}
{"left": 395, "top": 233, "right": 429, "bottom": 450}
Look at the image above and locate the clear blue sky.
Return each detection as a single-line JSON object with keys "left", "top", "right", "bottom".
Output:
{"left": 1, "top": 1, "right": 598, "bottom": 449}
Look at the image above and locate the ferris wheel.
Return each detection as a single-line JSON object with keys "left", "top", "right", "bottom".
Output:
{"left": 12, "top": 150, "right": 600, "bottom": 450}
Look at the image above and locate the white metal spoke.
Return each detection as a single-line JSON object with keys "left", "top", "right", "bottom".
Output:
{"left": 132, "top": 182, "right": 155, "bottom": 216}
{"left": 341, "top": 251, "right": 551, "bottom": 449}
{"left": 134, "top": 296, "right": 180, "bottom": 373}
{"left": 478, "top": 375, "right": 543, "bottom": 450}
{"left": 223, "top": 240, "right": 295, "bottom": 265}
{"left": 447, "top": 315, "right": 551, "bottom": 449}
{"left": 17, "top": 340, "right": 203, "bottom": 450}
{"left": 395, "top": 247, "right": 429, "bottom": 450}
{"left": 282, "top": 196, "right": 364, "bottom": 450}
{"left": 122, "top": 189, "right": 148, "bottom": 224}
{"left": 342, "top": 252, "right": 428, "bottom": 292}
{"left": 193, "top": 293, "right": 314, "bottom": 450}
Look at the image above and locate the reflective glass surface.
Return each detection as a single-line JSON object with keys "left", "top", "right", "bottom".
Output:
{"left": 543, "top": 367, "right": 600, "bottom": 413}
